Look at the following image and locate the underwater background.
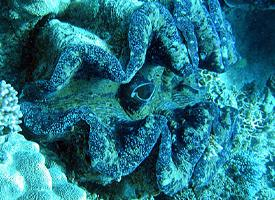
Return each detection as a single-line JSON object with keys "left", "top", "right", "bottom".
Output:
{"left": 0, "top": 0, "right": 274, "bottom": 199}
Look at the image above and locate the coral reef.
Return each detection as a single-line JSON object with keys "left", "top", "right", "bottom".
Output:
{"left": 0, "top": 0, "right": 274, "bottom": 199}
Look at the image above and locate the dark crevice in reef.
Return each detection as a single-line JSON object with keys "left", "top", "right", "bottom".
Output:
{"left": 43, "top": 121, "right": 91, "bottom": 181}
{"left": 146, "top": 37, "right": 173, "bottom": 68}
{"left": 20, "top": 13, "right": 56, "bottom": 85}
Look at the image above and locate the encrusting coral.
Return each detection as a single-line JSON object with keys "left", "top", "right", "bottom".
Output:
{"left": 0, "top": 133, "right": 87, "bottom": 200}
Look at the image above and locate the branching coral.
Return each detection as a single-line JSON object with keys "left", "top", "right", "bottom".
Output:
{"left": 0, "top": 80, "right": 22, "bottom": 135}
{"left": 235, "top": 80, "right": 274, "bottom": 153}
{"left": 197, "top": 69, "right": 238, "bottom": 108}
